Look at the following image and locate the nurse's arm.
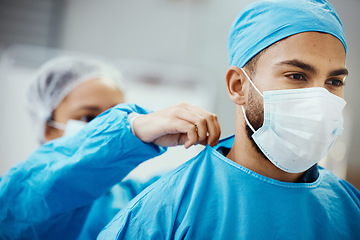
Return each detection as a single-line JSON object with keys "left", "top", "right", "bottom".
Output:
{"left": 0, "top": 103, "right": 165, "bottom": 239}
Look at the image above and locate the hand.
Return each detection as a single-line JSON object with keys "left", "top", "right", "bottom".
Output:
{"left": 132, "top": 103, "right": 221, "bottom": 148}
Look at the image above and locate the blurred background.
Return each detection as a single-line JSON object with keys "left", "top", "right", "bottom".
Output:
{"left": 0, "top": 0, "right": 359, "bottom": 188}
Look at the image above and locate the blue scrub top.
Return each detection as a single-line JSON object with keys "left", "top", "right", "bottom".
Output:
{"left": 99, "top": 136, "right": 360, "bottom": 239}
{"left": 0, "top": 104, "right": 166, "bottom": 239}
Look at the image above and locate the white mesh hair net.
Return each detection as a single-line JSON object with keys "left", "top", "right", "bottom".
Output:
{"left": 27, "top": 56, "right": 125, "bottom": 143}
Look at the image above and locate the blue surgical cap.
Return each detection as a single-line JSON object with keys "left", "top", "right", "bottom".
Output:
{"left": 228, "top": 0, "right": 346, "bottom": 68}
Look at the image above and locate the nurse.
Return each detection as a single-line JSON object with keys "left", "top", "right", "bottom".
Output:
{"left": 0, "top": 56, "right": 221, "bottom": 239}
{"left": 98, "top": 0, "right": 360, "bottom": 239}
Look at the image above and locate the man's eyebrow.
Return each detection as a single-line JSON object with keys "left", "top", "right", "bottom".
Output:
{"left": 329, "top": 68, "right": 348, "bottom": 77}
{"left": 276, "top": 59, "right": 348, "bottom": 77}
{"left": 276, "top": 59, "right": 317, "bottom": 74}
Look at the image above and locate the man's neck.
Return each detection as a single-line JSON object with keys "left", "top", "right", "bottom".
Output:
{"left": 226, "top": 131, "right": 304, "bottom": 183}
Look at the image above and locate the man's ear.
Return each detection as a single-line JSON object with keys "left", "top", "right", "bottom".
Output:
{"left": 225, "top": 66, "right": 247, "bottom": 105}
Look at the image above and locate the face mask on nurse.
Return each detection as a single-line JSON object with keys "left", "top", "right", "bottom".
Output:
{"left": 47, "top": 119, "right": 88, "bottom": 137}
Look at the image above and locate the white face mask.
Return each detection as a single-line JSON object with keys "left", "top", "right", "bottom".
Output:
{"left": 48, "top": 119, "right": 88, "bottom": 137}
{"left": 240, "top": 68, "right": 346, "bottom": 173}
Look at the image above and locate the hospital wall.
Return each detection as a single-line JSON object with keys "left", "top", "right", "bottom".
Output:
{"left": 329, "top": 0, "right": 360, "bottom": 189}
{"left": 0, "top": 0, "right": 359, "bottom": 188}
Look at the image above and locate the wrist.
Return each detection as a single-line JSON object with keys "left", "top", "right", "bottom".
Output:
{"left": 128, "top": 112, "right": 144, "bottom": 136}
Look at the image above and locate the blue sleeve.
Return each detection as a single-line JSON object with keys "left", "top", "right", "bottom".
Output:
{"left": 0, "top": 103, "right": 166, "bottom": 240}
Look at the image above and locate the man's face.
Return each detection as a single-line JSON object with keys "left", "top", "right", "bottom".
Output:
{"left": 245, "top": 32, "right": 348, "bottom": 134}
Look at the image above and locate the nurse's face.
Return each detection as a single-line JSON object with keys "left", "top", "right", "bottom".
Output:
{"left": 45, "top": 78, "right": 125, "bottom": 141}
{"left": 245, "top": 32, "right": 348, "bottom": 132}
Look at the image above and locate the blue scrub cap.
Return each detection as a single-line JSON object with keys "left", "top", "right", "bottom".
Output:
{"left": 228, "top": 0, "right": 346, "bottom": 68}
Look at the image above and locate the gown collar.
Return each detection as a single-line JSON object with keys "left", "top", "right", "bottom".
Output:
{"left": 214, "top": 135, "right": 319, "bottom": 183}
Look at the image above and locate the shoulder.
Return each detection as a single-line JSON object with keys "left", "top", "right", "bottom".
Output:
{"left": 319, "top": 167, "right": 360, "bottom": 203}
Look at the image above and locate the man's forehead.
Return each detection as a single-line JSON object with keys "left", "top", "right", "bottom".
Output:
{"left": 256, "top": 32, "right": 347, "bottom": 69}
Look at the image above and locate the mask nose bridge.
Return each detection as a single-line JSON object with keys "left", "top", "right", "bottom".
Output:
{"left": 240, "top": 68, "right": 263, "bottom": 97}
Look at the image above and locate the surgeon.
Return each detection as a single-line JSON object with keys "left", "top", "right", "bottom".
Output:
{"left": 98, "top": 0, "right": 360, "bottom": 239}
{"left": 0, "top": 56, "right": 221, "bottom": 239}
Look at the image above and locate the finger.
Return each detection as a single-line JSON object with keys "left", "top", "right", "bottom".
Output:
{"left": 172, "top": 106, "right": 209, "bottom": 143}
{"left": 174, "top": 120, "right": 198, "bottom": 148}
{"left": 178, "top": 134, "right": 193, "bottom": 149}
{"left": 185, "top": 106, "right": 219, "bottom": 145}
{"left": 206, "top": 114, "right": 221, "bottom": 147}
{"left": 168, "top": 103, "right": 220, "bottom": 146}
{"left": 194, "top": 118, "right": 208, "bottom": 143}
{"left": 198, "top": 139, "right": 208, "bottom": 146}
{"left": 196, "top": 111, "right": 220, "bottom": 147}
{"left": 172, "top": 106, "right": 204, "bottom": 125}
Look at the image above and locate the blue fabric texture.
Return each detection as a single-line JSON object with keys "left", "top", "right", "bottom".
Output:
{"left": 228, "top": 0, "right": 347, "bottom": 68}
{"left": 0, "top": 104, "right": 166, "bottom": 239}
{"left": 77, "top": 177, "right": 160, "bottom": 240}
{"left": 98, "top": 135, "right": 360, "bottom": 239}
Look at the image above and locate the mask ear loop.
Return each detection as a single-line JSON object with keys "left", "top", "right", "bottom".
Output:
{"left": 240, "top": 68, "right": 263, "bottom": 97}
{"left": 241, "top": 106, "right": 256, "bottom": 133}
{"left": 47, "top": 119, "right": 66, "bottom": 131}
{"left": 239, "top": 68, "right": 263, "bottom": 133}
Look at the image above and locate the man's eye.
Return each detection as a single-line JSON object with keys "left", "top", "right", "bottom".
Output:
{"left": 80, "top": 115, "right": 96, "bottom": 122}
{"left": 326, "top": 79, "right": 345, "bottom": 87}
{"left": 288, "top": 74, "right": 305, "bottom": 80}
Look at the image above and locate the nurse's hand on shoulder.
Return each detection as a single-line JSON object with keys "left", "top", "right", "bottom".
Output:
{"left": 132, "top": 103, "right": 221, "bottom": 148}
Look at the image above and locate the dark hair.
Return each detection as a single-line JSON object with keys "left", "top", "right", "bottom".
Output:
{"left": 244, "top": 50, "right": 264, "bottom": 79}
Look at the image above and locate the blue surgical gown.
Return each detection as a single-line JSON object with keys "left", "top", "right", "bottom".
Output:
{"left": 0, "top": 104, "right": 166, "bottom": 239}
{"left": 98, "top": 135, "right": 360, "bottom": 239}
